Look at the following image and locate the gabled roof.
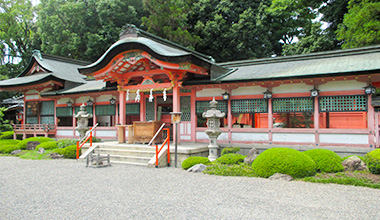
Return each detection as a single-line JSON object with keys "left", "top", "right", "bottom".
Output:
{"left": 0, "top": 51, "right": 89, "bottom": 89}
{"left": 41, "top": 80, "right": 107, "bottom": 96}
{"left": 215, "top": 45, "right": 380, "bottom": 82}
{"left": 79, "top": 24, "right": 230, "bottom": 77}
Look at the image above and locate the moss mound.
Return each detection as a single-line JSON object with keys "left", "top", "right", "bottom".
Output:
{"left": 16, "top": 137, "right": 55, "bottom": 150}
{"left": 252, "top": 148, "right": 317, "bottom": 178}
{"left": 303, "top": 149, "right": 344, "bottom": 173}
{"left": 36, "top": 141, "right": 58, "bottom": 150}
{"left": 0, "top": 139, "right": 21, "bottom": 154}
{"left": 364, "top": 149, "right": 380, "bottom": 174}
{"left": 54, "top": 145, "right": 77, "bottom": 159}
{"left": 182, "top": 157, "right": 210, "bottom": 170}
{"left": 216, "top": 153, "right": 246, "bottom": 165}
{"left": 57, "top": 139, "right": 77, "bottom": 148}
{"left": 221, "top": 147, "right": 240, "bottom": 156}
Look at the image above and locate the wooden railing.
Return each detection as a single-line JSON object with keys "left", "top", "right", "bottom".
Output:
{"left": 148, "top": 123, "right": 170, "bottom": 168}
{"left": 13, "top": 124, "right": 56, "bottom": 132}
{"left": 76, "top": 123, "right": 99, "bottom": 159}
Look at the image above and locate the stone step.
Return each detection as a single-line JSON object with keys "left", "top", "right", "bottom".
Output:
{"left": 95, "top": 148, "right": 156, "bottom": 157}
{"left": 111, "top": 161, "right": 148, "bottom": 167}
{"left": 90, "top": 144, "right": 157, "bottom": 152}
{"left": 108, "top": 154, "right": 151, "bottom": 164}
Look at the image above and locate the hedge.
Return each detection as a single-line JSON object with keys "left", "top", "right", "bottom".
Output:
{"left": 216, "top": 153, "right": 246, "bottom": 165}
{"left": 182, "top": 157, "right": 210, "bottom": 170}
{"left": 252, "top": 148, "right": 317, "bottom": 178}
{"left": 303, "top": 149, "right": 344, "bottom": 173}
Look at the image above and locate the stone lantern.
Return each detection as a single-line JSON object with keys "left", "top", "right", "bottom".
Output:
{"left": 75, "top": 103, "right": 93, "bottom": 139}
{"left": 202, "top": 98, "right": 226, "bottom": 161}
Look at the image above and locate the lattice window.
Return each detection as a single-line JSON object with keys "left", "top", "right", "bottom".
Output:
{"left": 57, "top": 107, "right": 73, "bottom": 117}
{"left": 126, "top": 103, "right": 140, "bottom": 115}
{"left": 41, "top": 101, "right": 54, "bottom": 124}
{"left": 75, "top": 106, "right": 93, "bottom": 115}
{"left": 273, "top": 97, "right": 313, "bottom": 113}
{"left": 319, "top": 95, "right": 367, "bottom": 112}
{"left": 232, "top": 99, "right": 267, "bottom": 113}
{"left": 145, "top": 98, "right": 155, "bottom": 121}
{"left": 95, "top": 105, "right": 116, "bottom": 116}
{"left": 26, "top": 101, "right": 38, "bottom": 117}
{"left": 180, "top": 96, "right": 191, "bottom": 121}
{"left": 196, "top": 100, "right": 227, "bottom": 114}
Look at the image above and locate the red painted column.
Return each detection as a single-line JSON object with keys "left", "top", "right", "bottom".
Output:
{"left": 119, "top": 90, "right": 126, "bottom": 125}
{"left": 368, "top": 95, "right": 375, "bottom": 148}
{"left": 314, "top": 96, "right": 319, "bottom": 146}
{"left": 173, "top": 78, "right": 180, "bottom": 144}
{"left": 268, "top": 98, "right": 273, "bottom": 143}
{"left": 227, "top": 89, "right": 232, "bottom": 143}
{"left": 140, "top": 93, "right": 145, "bottom": 121}
{"left": 375, "top": 111, "right": 379, "bottom": 148}
{"left": 190, "top": 89, "right": 197, "bottom": 142}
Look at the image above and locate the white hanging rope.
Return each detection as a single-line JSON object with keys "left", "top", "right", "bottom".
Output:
{"left": 135, "top": 89, "right": 140, "bottom": 102}
{"left": 149, "top": 88, "right": 154, "bottom": 102}
{"left": 163, "top": 88, "right": 167, "bottom": 102}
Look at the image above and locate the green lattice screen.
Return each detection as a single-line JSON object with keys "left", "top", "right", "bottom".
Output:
{"left": 273, "top": 97, "right": 314, "bottom": 113}
{"left": 319, "top": 95, "right": 367, "bottom": 112}
{"left": 95, "top": 105, "right": 116, "bottom": 116}
{"left": 41, "top": 116, "right": 54, "bottom": 124}
{"left": 232, "top": 99, "right": 267, "bottom": 113}
{"left": 41, "top": 101, "right": 54, "bottom": 115}
{"left": 126, "top": 103, "right": 140, "bottom": 115}
{"left": 26, "top": 117, "right": 38, "bottom": 124}
{"left": 180, "top": 96, "right": 191, "bottom": 121}
{"left": 57, "top": 107, "right": 73, "bottom": 116}
{"left": 196, "top": 100, "right": 227, "bottom": 114}
{"left": 145, "top": 98, "right": 155, "bottom": 121}
{"left": 75, "top": 106, "right": 93, "bottom": 115}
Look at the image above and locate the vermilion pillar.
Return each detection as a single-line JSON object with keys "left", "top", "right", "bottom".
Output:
{"left": 268, "top": 98, "right": 273, "bottom": 143}
{"left": 173, "top": 77, "right": 181, "bottom": 144}
{"left": 368, "top": 95, "right": 375, "bottom": 148}
{"left": 314, "top": 96, "right": 319, "bottom": 145}
{"left": 119, "top": 90, "right": 126, "bottom": 125}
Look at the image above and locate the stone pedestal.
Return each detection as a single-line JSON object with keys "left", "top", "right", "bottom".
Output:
{"left": 202, "top": 98, "right": 225, "bottom": 161}
{"left": 75, "top": 104, "right": 93, "bottom": 140}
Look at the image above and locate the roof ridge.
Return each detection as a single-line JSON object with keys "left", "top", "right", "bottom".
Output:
{"left": 39, "top": 52, "right": 90, "bottom": 66}
{"left": 135, "top": 27, "right": 215, "bottom": 62}
{"left": 219, "top": 44, "right": 380, "bottom": 67}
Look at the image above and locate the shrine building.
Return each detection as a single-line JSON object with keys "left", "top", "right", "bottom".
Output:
{"left": 1, "top": 25, "right": 380, "bottom": 152}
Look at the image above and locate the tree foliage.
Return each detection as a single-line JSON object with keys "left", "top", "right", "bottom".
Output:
{"left": 37, "top": 0, "right": 144, "bottom": 62}
{"left": 337, "top": 0, "right": 380, "bottom": 49}
{"left": 142, "top": 0, "right": 200, "bottom": 49}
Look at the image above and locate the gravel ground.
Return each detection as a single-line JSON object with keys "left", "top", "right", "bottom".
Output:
{"left": 1, "top": 157, "right": 380, "bottom": 220}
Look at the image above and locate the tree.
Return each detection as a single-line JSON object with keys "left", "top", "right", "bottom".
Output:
{"left": 0, "top": 0, "right": 39, "bottom": 77}
{"left": 337, "top": 0, "right": 380, "bottom": 49}
{"left": 37, "top": 0, "right": 144, "bottom": 62}
{"left": 141, "top": 0, "right": 200, "bottom": 49}
{"left": 319, "top": 0, "right": 349, "bottom": 49}
{"left": 189, "top": 0, "right": 275, "bottom": 62}
{"left": 282, "top": 23, "right": 335, "bottom": 56}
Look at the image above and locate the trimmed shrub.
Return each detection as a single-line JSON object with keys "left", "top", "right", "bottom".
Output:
{"left": 92, "top": 137, "right": 102, "bottom": 142}
{"left": 252, "top": 148, "right": 317, "bottom": 178}
{"left": 303, "top": 149, "right": 344, "bottom": 173}
{"left": 57, "top": 139, "right": 77, "bottom": 148}
{"left": 221, "top": 147, "right": 240, "bottom": 156}
{"left": 0, "top": 131, "right": 14, "bottom": 139}
{"left": 342, "top": 155, "right": 365, "bottom": 161}
{"left": 364, "top": 149, "right": 380, "bottom": 174}
{"left": 182, "top": 157, "right": 210, "bottom": 170}
{"left": 216, "top": 153, "right": 246, "bottom": 165}
{"left": 16, "top": 137, "right": 55, "bottom": 150}
{"left": 54, "top": 144, "right": 77, "bottom": 159}
{"left": 0, "top": 139, "right": 21, "bottom": 154}
{"left": 36, "top": 141, "right": 58, "bottom": 150}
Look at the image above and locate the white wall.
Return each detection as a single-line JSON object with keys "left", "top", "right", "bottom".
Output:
{"left": 232, "top": 132, "right": 268, "bottom": 142}
{"left": 231, "top": 86, "right": 267, "bottom": 96}
{"left": 272, "top": 133, "right": 315, "bottom": 143}
{"left": 196, "top": 88, "right": 224, "bottom": 97}
{"left": 319, "top": 133, "right": 368, "bottom": 144}
{"left": 319, "top": 80, "right": 366, "bottom": 92}
{"left": 273, "top": 83, "right": 313, "bottom": 94}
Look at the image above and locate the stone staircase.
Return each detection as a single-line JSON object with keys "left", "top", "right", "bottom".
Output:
{"left": 81, "top": 142, "right": 158, "bottom": 167}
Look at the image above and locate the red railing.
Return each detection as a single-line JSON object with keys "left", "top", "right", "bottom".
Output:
{"left": 76, "top": 123, "right": 98, "bottom": 159}
{"left": 13, "top": 124, "right": 56, "bottom": 132}
{"left": 148, "top": 123, "right": 170, "bottom": 168}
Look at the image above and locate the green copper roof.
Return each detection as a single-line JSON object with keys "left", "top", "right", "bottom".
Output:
{"left": 41, "top": 80, "right": 106, "bottom": 96}
{"left": 0, "top": 51, "right": 89, "bottom": 89}
{"left": 216, "top": 45, "right": 380, "bottom": 82}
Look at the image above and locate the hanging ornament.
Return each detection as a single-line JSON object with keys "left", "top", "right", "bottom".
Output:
{"left": 135, "top": 89, "right": 140, "bottom": 102}
{"left": 163, "top": 88, "right": 167, "bottom": 102}
{"left": 149, "top": 88, "right": 154, "bottom": 102}
{"left": 126, "top": 89, "right": 129, "bottom": 101}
